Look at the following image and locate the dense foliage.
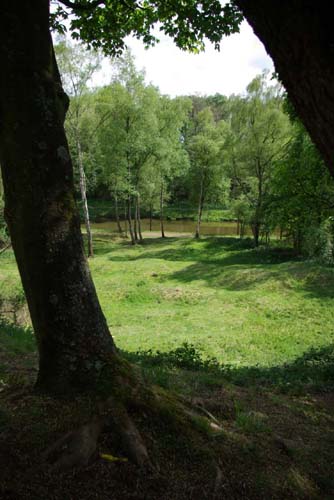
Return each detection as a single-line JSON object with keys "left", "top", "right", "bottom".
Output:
{"left": 56, "top": 41, "right": 334, "bottom": 258}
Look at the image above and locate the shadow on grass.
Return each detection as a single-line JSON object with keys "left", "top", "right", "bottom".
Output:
{"left": 168, "top": 260, "right": 334, "bottom": 297}
{"left": 107, "top": 236, "right": 297, "bottom": 265}
{"left": 122, "top": 342, "right": 334, "bottom": 393}
{"left": 102, "top": 235, "right": 334, "bottom": 298}
{"left": 1, "top": 319, "right": 333, "bottom": 394}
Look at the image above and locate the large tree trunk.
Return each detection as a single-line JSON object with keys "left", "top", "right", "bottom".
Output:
{"left": 0, "top": 0, "right": 117, "bottom": 394}
{"left": 235, "top": 0, "right": 334, "bottom": 178}
{"left": 77, "top": 137, "right": 94, "bottom": 257}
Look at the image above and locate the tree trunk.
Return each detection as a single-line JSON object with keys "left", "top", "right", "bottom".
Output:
{"left": 133, "top": 197, "right": 138, "bottom": 241}
{"left": 124, "top": 205, "right": 128, "bottom": 237}
{"left": 127, "top": 197, "right": 135, "bottom": 245}
{"left": 149, "top": 203, "right": 153, "bottom": 231}
{"left": 160, "top": 184, "right": 165, "bottom": 238}
{"left": 235, "top": 0, "right": 334, "bottom": 178}
{"left": 252, "top": 222, "right": 260, "bottom": 247}
{"left": 114, "top": 193, "right": 123, "bottom": 234}
{"left": 240, "top": 221, "right": 245, "bottom": 239}
{"left": 195, "top": 176, "right": 205, "bottom": 239}
{"left": 0, "top": 0, "right": 117, "bottom": 394}
{"left": 77, "top": 138, "right": 94, "bottom": 257}
{"left": 137, "top": 195, "right": 143, "bottom": 242}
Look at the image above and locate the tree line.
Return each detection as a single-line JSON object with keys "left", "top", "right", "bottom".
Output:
{"left": 55, "top": 40, "right": 334, "bottom": 261}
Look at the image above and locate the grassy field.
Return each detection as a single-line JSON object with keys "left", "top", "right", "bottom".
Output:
{"left": 1, "top": 233, "right": 334, "bottom": 498}
{"left": 1, "top": 232, "right": 334, "bottom": 389}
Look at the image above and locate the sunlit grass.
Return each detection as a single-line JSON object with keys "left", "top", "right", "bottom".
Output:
{"left": 1, "top": 233, "right": 334, "bottom": 372}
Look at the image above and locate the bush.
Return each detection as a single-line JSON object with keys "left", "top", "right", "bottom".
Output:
{"left": 303, "top": 218, "right": 334, "bottom": 264}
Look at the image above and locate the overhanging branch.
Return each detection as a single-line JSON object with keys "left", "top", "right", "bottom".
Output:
{"left": 58, "top": 0, "right": 105, "bottom": 12}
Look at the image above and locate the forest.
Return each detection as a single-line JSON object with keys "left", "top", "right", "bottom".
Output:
{"left": 1, "top": 1, "right": 334, "bottom": 499}
{"left": 47, "top": 41, "right": 334, "bottom": 258}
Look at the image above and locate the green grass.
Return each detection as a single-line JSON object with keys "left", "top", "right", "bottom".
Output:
{"left": 1, "top": 234, "right": 334, "bottom": 391}
{"left": 89, "top": 236, "right": 334, "bottom": 376}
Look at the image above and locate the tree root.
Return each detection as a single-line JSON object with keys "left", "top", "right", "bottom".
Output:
{"left": 105, "top": 396, "right": 151, "bottom": 468}
{"left": 213, "top": 462, "right": 223, "bottom": 498}
{"left": 38, "top": 398, "right": 151, "bottom": 472}
{"left": 42, "top": 416, "right": 103, "bottom": 471}
{"left": 35, "top": 373, "right": 222, "bottom": 474}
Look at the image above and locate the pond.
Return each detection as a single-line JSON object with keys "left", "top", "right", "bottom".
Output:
{"left": 90, "top": 218, "right": 253, "bottom": 236}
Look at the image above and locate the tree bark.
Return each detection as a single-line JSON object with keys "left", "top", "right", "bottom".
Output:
{"left": 77, "top": 137, "right": 94, "bottom": 257}
{"left": 235, "top": 0, "right": 334, "bottom": 178}
{"left": 0, "top": 0, "right": 117, "bottom": 394}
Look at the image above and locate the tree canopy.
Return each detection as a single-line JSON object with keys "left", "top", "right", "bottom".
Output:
{"left": 52, "top": 0, "right": 243, "bottom": 54}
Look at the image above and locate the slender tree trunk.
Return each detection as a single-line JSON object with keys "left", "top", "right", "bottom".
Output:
{"left": 160, "top": 184, "right": 165, "bottom": 238}
{"left": 237, "top": 219, "right": 240, "bottom": 237}
{"left": 149, "top": 203, "right": 153, "bottom": 232}
{"left": 127, "top": 197, "right": 135, "bottom": 245}
{"left": 195, "top": 176, "right": 205, "bottom": 239}
{"left": 137, "top": 195, "right": 143, "bottom": 242}
{"left": 252, "top": 222, "right": 260, "bottom": 247}
{"left": 0, "top": 0, "right": 117, "bottom": 394}
{"left": 124, "top": 205, "right": 128, "bottom": 236}
{"left": 133, "top": 198, "right": 138, "bottom": 241}
{"left": 235, "top": 0, "right": 334, "bottom": 178}
{"left": 114, "top": 193, "right": 123, "bottom": 234}
{"left": 240, "top": 222, "right": 245, "bottom": 239}
{"left": 252, "top": 173, "right": 263, "bottom": 247}
{"left": 77, "top": 137, "right": 94, "bottom": 257}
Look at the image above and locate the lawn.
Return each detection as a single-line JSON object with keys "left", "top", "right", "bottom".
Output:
{"left": 90, "top": 234, "right": 333, "bottom": 373}
{"left": 1, "top": 232, "right": 334, "bottom": 387}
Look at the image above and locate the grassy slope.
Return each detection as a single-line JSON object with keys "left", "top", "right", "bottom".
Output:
{"left": 1, "top": 234, "right": 334, "bottom": 385}
{"left": 90, "top": 235, "right": 334, "bottom": 377}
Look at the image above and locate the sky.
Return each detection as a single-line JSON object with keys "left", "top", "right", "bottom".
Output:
{"left": 97, "top": 20, "right": 274, "bottom": 97}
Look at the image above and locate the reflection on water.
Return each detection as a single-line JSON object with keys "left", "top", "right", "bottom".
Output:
{"left": 91, "top": 218, "right": 252, "bottom": 236}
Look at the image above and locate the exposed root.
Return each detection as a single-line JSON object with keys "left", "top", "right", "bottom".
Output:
{"left": 177, "top": 394, "right": 223, "bottom": 430}
{"left": 213, "top": 462, "right": 223, "bottom": 498}
{"left": 42, "top": 416, "right": 103, "bottom": 471}
{"left": 36, "top": 397, "right": 151, "bottom": 472}
{"left": 34, "top": 372, "right": 221, "bottom": 474}
{"left": 105, "top": 396, "right": 151, "bottom": 468}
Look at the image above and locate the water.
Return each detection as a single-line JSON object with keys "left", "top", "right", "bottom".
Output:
{"left": 90, "top": 218, "right": 252, "bottom": 236}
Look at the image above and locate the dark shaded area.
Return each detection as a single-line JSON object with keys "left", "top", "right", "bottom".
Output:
{"left": 107, "top": 236, "right": 297, "bottom": 265}
{"left": 122, "top": 342, "right": 334, "bottom": 393}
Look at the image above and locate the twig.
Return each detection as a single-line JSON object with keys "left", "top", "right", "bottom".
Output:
{"left": 0, "top": 242, "right": 11, "bottom": 255}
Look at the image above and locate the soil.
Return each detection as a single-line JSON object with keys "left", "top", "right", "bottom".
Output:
{"left": 0, "top": 351, "right": 334, "bottom": 499}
